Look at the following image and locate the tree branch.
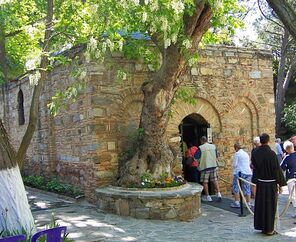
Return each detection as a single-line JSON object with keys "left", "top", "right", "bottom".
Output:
{"left": 266, "top": 0, "right": 296, "bottom": 41}
{"left": 191, "top": 4, "right": 213, "bottom": 50}
{"left": 184, "top": 0, "right": 205, "bottom": 36}
{"left": 258, "top": 0, "right": 283, "bottom": 28}
{"left": 5, "top": 18, "right": 46, "bottom": 38}
{"left": 16, "top": 0, "right": 54, "bottom": 167}
{"left": 283, "top": 54, "right": 296, "bottom": 91}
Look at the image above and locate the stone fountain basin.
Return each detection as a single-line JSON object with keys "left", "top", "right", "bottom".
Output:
{"left": 95, "top": 183, "right": 203, "bottom": 221}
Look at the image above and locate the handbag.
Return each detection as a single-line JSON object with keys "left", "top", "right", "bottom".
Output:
{"left": 185, "top": 156, "right": 195, "bottom": 166}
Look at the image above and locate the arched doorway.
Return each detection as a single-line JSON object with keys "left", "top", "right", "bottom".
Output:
{"left": 178, "top": 113, "right": 210, "bottom": 157}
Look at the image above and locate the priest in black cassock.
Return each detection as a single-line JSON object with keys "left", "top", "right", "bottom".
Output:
{"left": 252, "top": 133, "right": 286, "bottom": 235}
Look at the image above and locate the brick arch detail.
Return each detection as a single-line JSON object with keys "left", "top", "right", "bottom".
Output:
{"left": 116, "top": 88, "right": 143, "bottom": 119}
{"left": 225, "top": 92, "right": 262, "bottom": 112}
{"left": 225, "top": 96, "right": 260, "bottom": 136}
{"left": 167, "top": 97, "right": 222, "bottom": 138}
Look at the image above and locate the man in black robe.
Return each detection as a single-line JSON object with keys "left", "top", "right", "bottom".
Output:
{"left": 252, "top": 133, "right": 286, "bottom": 235}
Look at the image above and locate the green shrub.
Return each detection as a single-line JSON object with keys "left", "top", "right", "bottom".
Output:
{"left": 23, "top": 176, "right": 83, "bottom": 198}
{"left": 23, "top": 176, "right": 46, "bottom": 189}
{"left": 283, "top": 102, "right": 296, "bottom": 135}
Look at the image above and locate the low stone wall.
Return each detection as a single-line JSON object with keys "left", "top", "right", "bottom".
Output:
{"left": 95, "top": 183, "right": 203, "bottom": 221}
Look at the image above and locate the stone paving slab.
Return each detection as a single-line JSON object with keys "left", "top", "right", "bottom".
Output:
{"left": 27, "top": 187, "right": 296, "bottom": 242}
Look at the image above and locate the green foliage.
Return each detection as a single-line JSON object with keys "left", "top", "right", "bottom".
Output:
{"left": 36, "top": 213, "right": 73, "bottom": 242}
{"left": 0, "top": 226, "right": 31, "bottom": 240}
{"left": 173, "top": 87, "right": 197, "bottom": 105}
{"left": 83, "top": 0, "right": 243, "bottom": 70}
{"left": 283, "top": 102, "right": 296, "bottom": 134}
{"left": 2, "top": 0, "right": 244, "bottom": 116}
{"left": 23, "top": 175, "right": 45, "bottom": 188}
{"left": 23, "top": 175, "right": 83, "bottom": 198}
{"left": 159, "top": 171, "right": 169, "bottom": 182}
{"left": 169, "top": 87, "right": 197, "bottom": 118}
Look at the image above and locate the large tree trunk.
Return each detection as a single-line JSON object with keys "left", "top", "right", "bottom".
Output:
{"left": 266, "top": 0, "right": 296, "bottom": 41}
{"left": 0, "top": 11, "right": 10, "bottom": 132}
{"left": 275, "top": 29, "right": 289, "bottom": 136}
{"left": 275, "top": 28, "right": 296, "bottom": 136}
{"left": 0, "top": 0, "right": 53, "bottom": 236}
{"left": 0, "top": 120, "right": 35, "bottom": 236}
{"left": 118, "top": 2, "right": 212, "bottom": 186}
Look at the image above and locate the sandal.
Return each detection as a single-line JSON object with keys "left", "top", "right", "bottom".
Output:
{"left": 265, "top": 231, "right": 278, "bottom": 236}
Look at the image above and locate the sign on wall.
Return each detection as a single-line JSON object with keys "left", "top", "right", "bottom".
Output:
{"left": 207, "top": 128, "right": 212, "bottom": 143}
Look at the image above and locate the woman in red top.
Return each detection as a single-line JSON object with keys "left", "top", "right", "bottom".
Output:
{"left": 184, "top": 143, "right": 199, "bottom": 182}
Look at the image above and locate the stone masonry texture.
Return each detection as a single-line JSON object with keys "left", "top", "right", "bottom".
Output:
{"left": 0, "top": 45, "right": 275, "bottom": 201}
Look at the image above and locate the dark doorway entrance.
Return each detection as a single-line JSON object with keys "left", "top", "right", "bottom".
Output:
{"left": 179, "top": 113, "right": 214, "bottom": 193}
{"left": 179, "top": 113, "right": 209, "bottom": 157}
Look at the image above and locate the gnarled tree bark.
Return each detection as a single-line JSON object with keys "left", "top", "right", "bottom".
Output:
{"left": 266, "top": 0, "right": 296, "bottom": 41}
{"left": 118, "top": 2, "right": 212, "bottom": 186}
{"left": 0, "top": 0, "right": 53, "bottom": 236}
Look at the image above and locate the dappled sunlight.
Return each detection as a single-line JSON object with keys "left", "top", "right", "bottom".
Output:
{"left": 90, "top": 232, "right": 114, "bottom": 238}
{"left": 121, "top": 236, "right": 137, "bottom": 241}
{"left": 114, "top": 227, "right": 125, "bottom": 233}
{"left": 27, "top": 189, "right": 296, "bottom": 241}
{"left": 34, "top": 201, "right": 50, "bottom": 209}
{"left": 281, "top": 227, "right": 296, "bottom": 237}
{"left": 67, "top": 232, "right": 84, "bottom": 239}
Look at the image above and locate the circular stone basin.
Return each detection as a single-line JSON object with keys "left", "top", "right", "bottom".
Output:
{"left": 95, "top": 183, "right": 203, "bottom": 221}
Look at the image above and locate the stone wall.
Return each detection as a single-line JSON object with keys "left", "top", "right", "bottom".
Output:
{"left": 95, "top": 183, "right": 203, "bottom": 221}
{"left": 1, "top": 45, "right": 275, "bottom": 200}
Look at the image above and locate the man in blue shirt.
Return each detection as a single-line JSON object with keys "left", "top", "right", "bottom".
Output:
{"left": 280, "top": 140, "right": 296, "bottom": 217}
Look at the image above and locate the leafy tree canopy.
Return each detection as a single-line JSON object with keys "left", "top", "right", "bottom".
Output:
{"left": 1, "top": 0, "right": 244, "bottom": 111}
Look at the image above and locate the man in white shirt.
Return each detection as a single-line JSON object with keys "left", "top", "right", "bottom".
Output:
{"left": 230, "top": 142, "right": 253, "bottom": 208}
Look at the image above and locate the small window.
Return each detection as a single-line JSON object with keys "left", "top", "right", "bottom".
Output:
{"left": 18, "top": 89, "right": 25, "bottom": 125}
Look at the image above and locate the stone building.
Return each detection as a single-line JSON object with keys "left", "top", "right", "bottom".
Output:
{"left": 1, "top": 45, "right": 275, "bottom": 201}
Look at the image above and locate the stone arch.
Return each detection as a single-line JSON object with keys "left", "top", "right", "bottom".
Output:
{"left": 167, "top": 97, "right": 222, "bottom": 177}
{"left": 167, "top": 97, "right": 222, "bottom": 140}
{"left": 222, "top": 96, "right": 260, "bottom": 156}
{"left": 116, "top": 87, "right": 143, "bottom": 121}
{"left": 225, "top": 96, "right": 260, "bottom": 137}
{"left": 116, "top": 88, "right": 143, "bottom": 151}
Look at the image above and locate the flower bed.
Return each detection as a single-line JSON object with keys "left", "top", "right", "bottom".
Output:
{"left": 136, "top": 171, "right": 186, "bottom": 188}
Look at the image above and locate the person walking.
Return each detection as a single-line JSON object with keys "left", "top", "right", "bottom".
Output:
{"left": 275, "top": 138, "right": 284, "bottom": 164}
{"left": 183, "top": 142, "right": 199, "bottom": 182}
{"left": 252, "top": 133, "right": 286, "bottom": 235}
{"left": 280, "top": 140, "right": 296, "bottom": 218}
{"left": 195, "top": 136, "right": 222, "bottom": 202}
{"left": 250, "top": 136, "right": 261, "bottom": 201}
{"left": 230, "top": 142, "right": 253, "bottom": 208}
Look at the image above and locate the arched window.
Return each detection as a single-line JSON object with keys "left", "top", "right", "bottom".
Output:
{"left": 18, "top": 89, "right": 25, "bottom": 125}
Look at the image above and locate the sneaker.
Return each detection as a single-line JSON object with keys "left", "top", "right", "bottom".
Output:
{"left": 230, "top": 202, "right": 240, "bottom": 208}
{"left": 291, "top": 213, "right": 296, "bottom": 218}
{"left": 202, "top": 195, "right": 212, "bottom": 202}
{"left": 216, "top": 196, "right": 222, "bottom": 202}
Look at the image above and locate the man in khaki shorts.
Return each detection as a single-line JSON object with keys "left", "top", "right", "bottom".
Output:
{"left": 195, "top": 136, "right": 222, "bottom": 202}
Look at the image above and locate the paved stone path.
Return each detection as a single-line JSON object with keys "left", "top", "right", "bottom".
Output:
{"left": 27, "top": 187, "right": 296, "bottom": 242}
